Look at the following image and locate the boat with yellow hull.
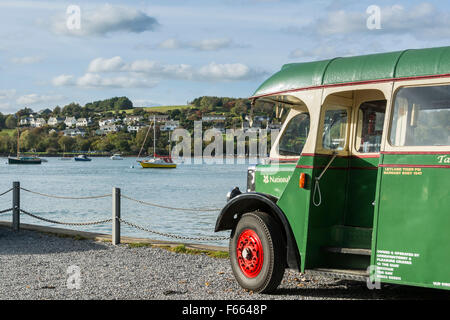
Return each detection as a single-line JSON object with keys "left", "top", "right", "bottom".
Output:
{"left": 136, "top": 115, "right": 177, "bottom": 169}
{"left": 139, "top": 157, "right": 176, "bottom": 169}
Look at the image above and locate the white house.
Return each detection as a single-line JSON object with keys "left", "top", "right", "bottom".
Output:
{"left": 76, "top": 118, "right": 89, "bottom": 127}
{"left": 124, "top": 115, "right": 143, "bottom": 124}
{"left": 202, "top": 115, "right": 226, "bottom": 122}
{"left": 127, "top": 124, "right": 146, "bottom": 133}
{"left": 47, "top": 117, "right": 64, "bottom": 126}
{"left": 64, "top": 117, "right": 77, "bottom": 128}
{"left": 100, "top": 124, "right": 122, "bottom": 133}
{"left": 149, "top": 114, "right": 169, "bottom": 122}
{"left": 63, "top": 128, "right": 86, "bottom": 137}
{"left": 160, "top": 120, "right": 179, "bottom": 132}
{"left": 19, "top": 117, "right": 33, "bottom": 126}
{"left": 32, "top": 118, "right": 46, "bottom": 128}
{"left": 98, "top": 118, "right": 117, "bottom": 127}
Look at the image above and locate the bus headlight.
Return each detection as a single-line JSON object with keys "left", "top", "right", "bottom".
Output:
{"left": 226, "top": 187, "right": 241, "bottom": 202}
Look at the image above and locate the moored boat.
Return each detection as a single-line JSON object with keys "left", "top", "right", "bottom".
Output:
{"left": 7, "top": 128, "right": 41, "bottom": 165}
{"left": 8, "top": 156, "right": 41, "bottom": 164}
{"left": 137, "top": 115, "right": 177, "bottom": 169}
{"left": 139, "top": 156, "right": 176, "bottom": 168}
{"left": 74, "top": 154, "right": 92, "bottom": 161}
{"left": 110, "top": 154, "right": 124, "bottom": 160}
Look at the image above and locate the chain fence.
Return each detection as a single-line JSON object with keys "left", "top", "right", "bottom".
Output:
{"left": 20, "top": 187, "right": 111, "bottom": 200}
{"left": 0, "top": 208, "right": 13, "bottom": 217}
{"left": 0, "top": 188, "right": 13, "bottom": 217}
{"left": 119, "top": 218, "right": 230, "bottom": 241}
{"left": 0, "top": 184, "right": 229, "bottom": 243}
{"left": 20, "top": 209, "right": 113, "bottom": 226}
{"left": 0, "top": 188, "right": 13, "bottom": 198}
{"left": 121, "top": 194, "right": 221, "bottom": 212}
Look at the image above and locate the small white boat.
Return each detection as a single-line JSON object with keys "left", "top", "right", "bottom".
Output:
{"left": 110, "top": 154, "right": 124, "bottom": 160}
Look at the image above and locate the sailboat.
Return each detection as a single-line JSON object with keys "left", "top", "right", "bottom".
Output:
{"left": 59, "top": 145, "right": 71, "bottom": 160}
{"left": 8, "top": 128, "right": 41, "bottom": 164}
{"left": 138, "top": 115, "right": 176, "bottom": 169}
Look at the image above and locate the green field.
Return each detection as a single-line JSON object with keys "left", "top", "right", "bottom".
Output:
{"left": 0, "top": 128, "right": 16, "bottom": 136}
{"left": 124, "top": 105, "right": 194, "bottom": 114}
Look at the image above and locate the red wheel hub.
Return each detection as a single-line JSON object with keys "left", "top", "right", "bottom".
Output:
{"left": 236, "top": 229, "right": 264, "bottom": 278}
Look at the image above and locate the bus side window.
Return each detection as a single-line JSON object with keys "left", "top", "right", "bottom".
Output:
{"left": 390, "top": 85, "right": 450, "bottom": 147}
{"left": 355, "top": 100, "right": 386, "bottom": 153}
{"left": 322, "top": 108, "right": 348, "bottom": 151}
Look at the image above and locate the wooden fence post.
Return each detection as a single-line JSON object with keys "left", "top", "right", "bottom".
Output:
{"left": 112, "top": 187, "right": 121, "bottom": 245}
{"left": 12, "top": 181, "right": 20, "bottom": 232}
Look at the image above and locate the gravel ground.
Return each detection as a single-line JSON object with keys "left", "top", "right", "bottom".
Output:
{"left": 0, "top": 227, "right": 448, "bottom": 300}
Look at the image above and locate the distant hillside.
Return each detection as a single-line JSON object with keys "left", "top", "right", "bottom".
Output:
{"left": 125, "top": 105, "right": 194, "bottom": 114}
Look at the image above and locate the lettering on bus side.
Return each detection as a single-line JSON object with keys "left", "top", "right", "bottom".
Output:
{"left": 437, "top": 155, "right": 450, "bottom": 164}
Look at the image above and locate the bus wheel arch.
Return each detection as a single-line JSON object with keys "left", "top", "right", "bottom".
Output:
{"left": 215, "top": 193, "right": 301, "bottom": 272}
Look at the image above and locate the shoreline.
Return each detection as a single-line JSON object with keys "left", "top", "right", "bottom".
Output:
{"left": 0, "top": 221, "right": 227, "bottom": 253}
{"left": 1, "top": 224, "right": 446, "bottom": 300}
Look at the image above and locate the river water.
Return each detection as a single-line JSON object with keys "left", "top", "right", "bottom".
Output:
{"left": 0, "top": 157, "right": 252, "bottom": 246}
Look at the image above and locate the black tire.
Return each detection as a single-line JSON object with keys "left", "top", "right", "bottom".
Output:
{"left": 229, "top": 211, "right": 286, "bottom": 293}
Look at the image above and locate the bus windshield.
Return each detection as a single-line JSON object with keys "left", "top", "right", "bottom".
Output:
{"left": 278, "top": 112, "right": 310, "bottom": 156}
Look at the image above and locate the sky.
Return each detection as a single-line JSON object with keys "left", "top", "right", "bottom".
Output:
{"left": 1, "top": 0, "right": 450, "bottom": 114}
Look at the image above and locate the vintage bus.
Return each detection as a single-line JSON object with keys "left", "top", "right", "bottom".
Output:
{"left": 215, "top": 46, "right": 450, "bottom": 293}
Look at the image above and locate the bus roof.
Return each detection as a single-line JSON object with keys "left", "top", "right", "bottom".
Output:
{"left": 252, "top": 46, "right": 450, "bottom": 98}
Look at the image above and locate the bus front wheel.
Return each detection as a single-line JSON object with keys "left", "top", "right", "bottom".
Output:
{"left": 229, "top": 211, "right": 286, "bottom": 293}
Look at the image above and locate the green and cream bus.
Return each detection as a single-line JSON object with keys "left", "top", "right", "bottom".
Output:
{"left": 215, "top": 46, "right": 450, "bottom": 293}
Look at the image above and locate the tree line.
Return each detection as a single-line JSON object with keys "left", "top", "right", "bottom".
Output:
{"left": 0, "top": 95, "right": 276, "bottom": 156}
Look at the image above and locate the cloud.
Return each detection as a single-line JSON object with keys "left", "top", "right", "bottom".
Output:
{"left": 288, "top": 2, "right": 450, "bottom": 40}
{"left": 16, "top": 93, "right": 64, "bottom": 106}
{"left": 49, "top": 4, "right": 159, "bottom": 37}
{"left": 87, "top": 56, "right": 126, "bottom": 73}
{"left": 51, "top": 74, "right": 76, "bottom": 86}
{"left": 157, "top": 38, "right": 239, "bottom": 51}
{"left": 289, "top": 43, "right": 360, "bottom": 60}
{"left": 135, "top": 38, "right": 246, "bottom": 51}
{"left": 76, "top": 73, "right": 158, "bottom": 88}
{"left": 0, "top": 89, "right": 17, "bottom": 101}
{"left": 53, "top": 57, "right": 266, "bottom": 88}
{"left": 0, "top": 90, "right": 17, "bottom": 112}
{"left": 53, "top": 72, "right": 158, "bottom": 89}
{"left": 11, "top": 56, "right": 44, "bottom": 65}
{"left": 197, "top": 62, "right": 255, "bottom": 81}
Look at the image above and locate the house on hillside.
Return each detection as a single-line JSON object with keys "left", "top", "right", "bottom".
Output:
{"left": 63, "top": 128, "right": 86, "bottom": 137}
{"left": 47, "top": 117, "right": 64, "bottom": 126}
{"left": 124, "top": 115, "right": 143, "bottom": 124}
{"left": 202, "top": 115, "right": 226, "bottom": 122}
{"left": 64, "top": 117, "right": 77, "bottom": 128}
{"left": 100, "top": 124, "right": 122, "bottom": 133}
{"left": 98, "top": 118, "right": 117, "bottom": 127}
{"left": 127, "top": 124, "right": 147, "bottom": 133}
{"left": 76, "top": 118, "right": 90, "bottom": 127}
{"left": 160, "top": 120, "right": 179, "bottom": 132}
{"left": 149, "top": 114, "right": 169, "bottom": 122}
{"left": 32, "top": 118, "right": 46, "bottom": 128}
{"left": 19, "top": 116, "right": 34, "bottom": 126}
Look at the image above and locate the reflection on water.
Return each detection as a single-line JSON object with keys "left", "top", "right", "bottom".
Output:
{"left": 0, "top": 157, "right": 250, "bottom": 245}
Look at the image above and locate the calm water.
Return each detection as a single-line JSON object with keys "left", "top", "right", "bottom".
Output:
{"left": 0, "top": 157, "right": 251, "bottom": 245}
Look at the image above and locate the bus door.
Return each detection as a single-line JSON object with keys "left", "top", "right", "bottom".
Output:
{"left": 373, "top": 84, "right": 450, "bottom": 289}
{"left": 345, "top": 100, "right": 386, "bottom": 229}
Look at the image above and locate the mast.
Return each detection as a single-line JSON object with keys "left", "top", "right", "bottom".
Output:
{"left": 153, "top": 114, "right": 156, "bottom": 157}
{"left": 16, "top": 127, "right": 20, "bottom": 158}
